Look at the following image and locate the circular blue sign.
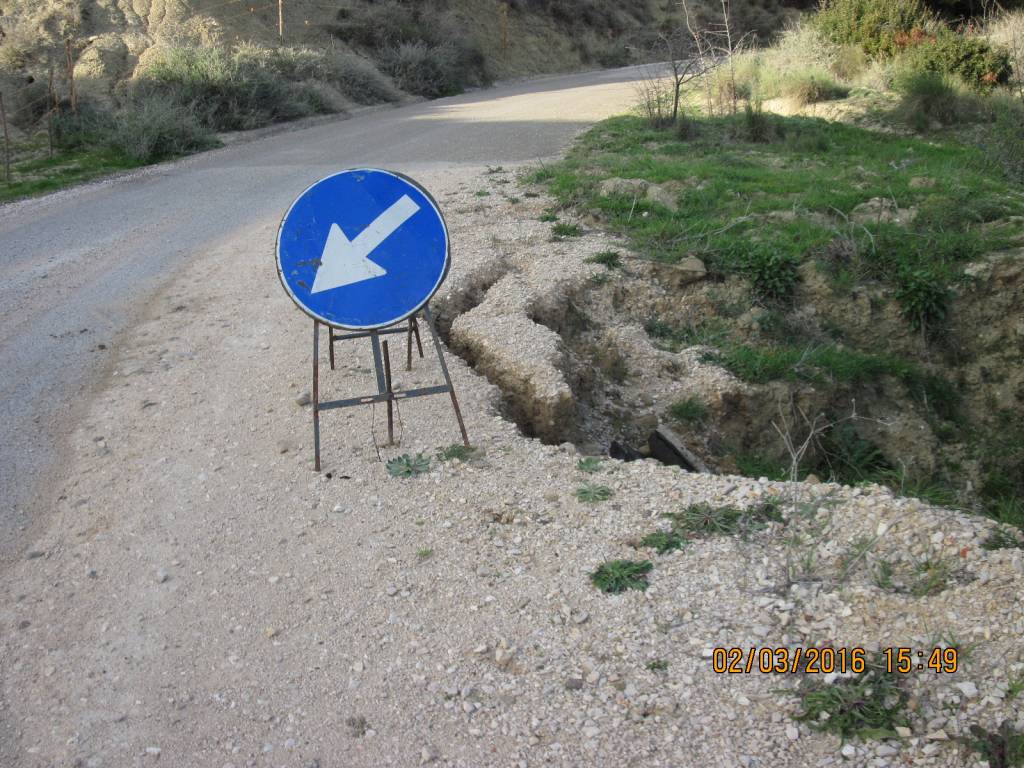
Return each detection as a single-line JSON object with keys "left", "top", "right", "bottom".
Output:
{"left": 276, "top": 169, "right": 450, "bottom": 330}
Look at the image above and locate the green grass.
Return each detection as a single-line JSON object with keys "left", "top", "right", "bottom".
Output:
{"left": 0, "top": 147, "right": 145, "bottom": 204}
{"left": 540, "top": 113, "right": 1021, "bottom": 298}
{"left": 475, "top": 189, "right": 490, "bottom": 197}
{"left": 640, "top": 530, "right": 688, "bottom": 554}
{"left": 793, "top": 654, "right": 909, "bottom": 740}
{"left": 668, "top": 396, "right": 709, "bottom": 424}
{"left": 577, "top": 457, "right": 603, "bottom": 473}
{"left": 590, "top": 559, "right": 653, "bottom": 593}
{"left": 576, "top": 484, "right": 613, "bottom": 503}
{"left": 552, "top": 222, "right": 584, "bottom": 239}
{"left": 416, "top": 548, "right": 434, "bottom": 561}
{"left": 646, "top": 659, "right": 669, "bottom": 671}
{"left": 539, "top": 212, "right": 559, "bottom": 222}
{"left": 982, "top": 527, "right": 1023, "bottom": 550}
{"left": 963, "top": 720, "right": 1024, "bottom": 768}
{"left": 436, "top": 444, "right": 480, "bottom": 462}
{"left": 386, "top": 453, "right": 431, "bottom": 478}
{"left": 585, "top": 250, "right": 624, "bottom": 269}
{"left": 667, "top": 501, "right": 782, "bottom": 537}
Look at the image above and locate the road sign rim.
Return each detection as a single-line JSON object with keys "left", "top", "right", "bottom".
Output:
{"left": 275, "top": 167, "right": 451, "bottom": 331}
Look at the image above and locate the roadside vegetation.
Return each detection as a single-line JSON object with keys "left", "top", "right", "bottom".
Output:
{"left": 528, "top": 0, "right": 1024, "bottom": 530}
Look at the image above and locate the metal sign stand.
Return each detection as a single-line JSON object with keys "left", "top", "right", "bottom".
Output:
{"left": 311, "top": 306, "right": 469, "bottom": 471}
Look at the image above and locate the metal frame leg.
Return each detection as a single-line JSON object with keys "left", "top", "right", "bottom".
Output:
{"left": 313, "top": 320, "right": 321, "bottom": 472}
{"left": 383, "top": 340, "right": 395, "bottom": 445}
{"left": 423, "top": 306, "right": 469, "bottom": 447}
{"left": 328, "top": 327, "right": 336, "bottom": 370}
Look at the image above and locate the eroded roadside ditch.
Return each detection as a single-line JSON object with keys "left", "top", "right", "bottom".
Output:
{"left": 432, "top": 168, "right": 1024, "bottom": 506}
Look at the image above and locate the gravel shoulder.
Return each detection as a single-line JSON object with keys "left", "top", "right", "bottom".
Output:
{"left": 1, "top": 167, "right": 1022, "bottom": 768}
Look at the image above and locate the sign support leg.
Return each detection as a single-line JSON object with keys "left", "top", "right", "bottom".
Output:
{"left": 313, "top": 320, "right": 322, "bottom": 472}
{"left": 328, "top": 327, "right": 336, "bottom": 370}
{"left": 423, "top": 306, "right": 470, "bottom": 447}
{"left": 383, "top": 340, "right": 395, "bottom": 445}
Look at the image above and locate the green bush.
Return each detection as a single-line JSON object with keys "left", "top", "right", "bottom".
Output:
{"left": 892, "top": 68, "right": 982, "bottom": 129}
{"left": 109, "top": 95, "right": 218, "bottom": 163}
{"left": 986, "top": 95, "right": 1024, "bottom": 183}
{"left": 899, "top": 33, "right": 1012, "bottom": 89}
{"left": 134, "top": 45, "right": 330, "bottom": 132}
{"left": 744, "top": 245, "right": 801, "bottom": 303}
{"left": 815, "top": 0, "right": 934, "bottom": 59}
{"left": 895, "top": 267, "right": 950, "bottom": 332}
{"left": 779, "top": 69, "right": 850, "bottom": 105}
{"left": 381, "top": 41, "right": 463, "bottom": 98}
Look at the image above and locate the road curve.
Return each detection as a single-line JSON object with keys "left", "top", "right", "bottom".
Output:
{"left": 0, "top": 64, "right": 647, "bottom": 559}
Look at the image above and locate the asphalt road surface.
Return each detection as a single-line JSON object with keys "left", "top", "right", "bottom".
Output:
{"left": 0, "top": 64, "right": 648, "bottom": 560}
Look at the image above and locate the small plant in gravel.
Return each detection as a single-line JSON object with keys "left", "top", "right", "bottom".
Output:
{"left": 416, "top": 548, "right": 434, "bottom": 561}
{"left": 646, "top": 659, "right": 669, "bottom": 672}
{"left": 668, "top": 396, "right": 709, "bottom": 424}
{"left": 910, "top": 556, "right": 952, "bottom": 597}
{"left": 590, "top": 559, "right": 653, "bottom": 593}
{"left": 437, "top": 444, "right": 480, "bottom": 462}
{"left": 640, "top": 530, "right": 688, "bottom": 554}
{"left": 963, "top": 720, "right": 1024, "bottom": 768}
{"left": 386, "top": 453, "right": 431, "bottom": 478}
{"left": 576, "top": 483, "right": 614, "bottom": 502}
{"left": 585, "top": 250, "right": 623, "bottom": 269}
{"left": 793, "top": 654, "right": 909, "bottom": 740}
{"left": 577, "top": 457, "right": 603, "bottom": 473}
{"left": 551, "top": 222, "right": 583, "bottom": 239}
{"left": 539, "top": 211, "right": 559, "bottom": 222}
{"left": 668, "top": 501, "right": 782, "bottom": 537}
{"left": 475, "top": 189, "right": 490, "bottom": 197}
{"left": 982, "top": 527, "right": 1023, "bottom": 550}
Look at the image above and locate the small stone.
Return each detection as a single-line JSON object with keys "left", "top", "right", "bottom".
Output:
{"left": 785, "top": 725, "right": 799, "bottom": 741}
{"left": 955, "top": 681, "right": 978, "bottom": 699}
{"left": 582, "top": 726, "right": 600, "bottom": 739}
{"left": 565, "top": 677, "right": 584, "bottom": 691}
{"left": 331, "top": 504, "right": 346, "bottom": 514}
{"left": 876, "top": 744, "right": 898, "bottom": 757}
{"left": 295, "top": 392, "right": 312, "bottom": 406}
{"left": 268, "top": 576, "right": 280, "bottom": 585}
{"left": 420, "top": 746, "right": 439, "bottom": 764}
{"left": 925, "top": 730, "right": 948, "bottom": 741}
{"left": 156, "top": 568, "right": 169, "bottom": 583}
{"left": 841, "top": 744, "right": 856, "bottom": 757}
{"left": 386, "top": 586, "right": 398, "bottom": 597}
{"left": 26, "top": 550, "right": 44, "bottom": 560}
{"left": 145, "top": 747, "right": 161, "bottom": 756}
{"left": 895, "top": 726, "right": 912, "bottom": 738}
{"left": 264, "top": 627, "right": 278, "bottom": 638}
{"left": 572, "top": 610, "right": 590, "bottom": 625}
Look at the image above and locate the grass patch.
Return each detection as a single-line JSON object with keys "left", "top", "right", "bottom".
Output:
{"left": 668, "top": 396, "right": 709, "bottom": 424}
{"left": 577, "top": 457, "right": 603, "bottom": 473}
{"left": 552, "top": 222, "right": 584, "bottom": 239}
{"left": 668, "top": 500, "right": 782, "bottom": 537}
{"left": 963, "top": 721, "right": 1024, "bottom": 768}
{"left": 416, "top": 548, "right": 434, "bottom": 561}
{"left": 436, "top": 444, "right": 480, "bottom": 462}
{"left": 640, "top": 530, "right": 688, "bottom": 554}
{"left": 539, "top": 212, "right": 559, "bottom": 222}
{"left": 585, "top": 250, "right": 624, "bottom": 269}
{"left": 646, "top": 659, "right": 669, "bottom": 671}
{"left": 386, "top": 453, "right": 431, "bottom": 478}
{"left": 793, "top": 653, "right": 909, "bottom": 739}
{"left": 982, "top": 527, "right": 1023, "bottom": 550}
{"left": 590, "top": 559, "right": 653, "bottom": 593}
{"left": 576, "top": 484, "right": 614, "bottom": 503}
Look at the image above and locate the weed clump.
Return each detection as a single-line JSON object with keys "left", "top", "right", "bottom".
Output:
{"left": 590, "top": 559, "right": 653, "bottom": 593}
{"left": 793, "top": 654, "right": 909, "bottom": 739}
{"left": 386, "top": 453, "right": 431, "bottom": 478}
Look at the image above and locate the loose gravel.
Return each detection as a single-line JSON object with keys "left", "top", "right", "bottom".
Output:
{"left": 0, "top": 167, "right": 1021, "bottom": 768}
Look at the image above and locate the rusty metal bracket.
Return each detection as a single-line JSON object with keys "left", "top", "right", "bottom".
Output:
{"left": 311, "top": 306, "right": 469, "bottom": 471}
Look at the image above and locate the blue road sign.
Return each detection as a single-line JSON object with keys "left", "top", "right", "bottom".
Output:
{"left": 276, "top": 169, "right": 450, "bottom": 330}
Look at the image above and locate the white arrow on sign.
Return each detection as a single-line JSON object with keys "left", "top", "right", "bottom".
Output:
{"left": 310, "top": 194, "right": 421, "bottom": 294}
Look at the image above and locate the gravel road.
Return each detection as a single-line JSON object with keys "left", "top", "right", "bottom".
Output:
{"left": 0, "top": 64, "right": 647, "bottom": 561}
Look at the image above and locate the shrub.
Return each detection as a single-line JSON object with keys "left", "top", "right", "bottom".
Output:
{"left": 892, "top": 68, "right": 982, "bottom": 129}
{"left": 985, "top": 94, "right": 1024, "bottom": 184}
{"left": 985, "top": 10, "right": 1024, "bottom": 94}
{"left": 134, "top": 45, "right": 330, "bottom": 132}
{"left": 10, "top": 80, "right": 50, "bottom": 128}
{"left": 895, "top": 267, "right": 950, "bottom": 332}
{"left": 744, "top": 245, "right": 800, "bottom": 303}
{"left": 380, "top": 41, "right": 462, "bottom": 98}
{"left": 109, "top": 95, "right": 217, "bottom": 162}
{"left": 899, "top": 33, "right": 1012, "bottom": 89}
{"left": 815, "top": 0, "right": 934, "bottom": 59}
{"left": 779, "top": 69, "right": 850, "bottom": 106}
